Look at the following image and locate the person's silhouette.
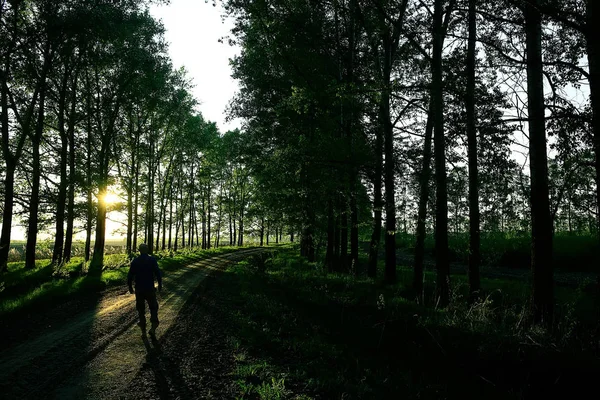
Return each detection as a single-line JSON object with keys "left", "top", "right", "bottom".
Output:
{"left": 128, "top": 243, "right": 162, "bottom": 336}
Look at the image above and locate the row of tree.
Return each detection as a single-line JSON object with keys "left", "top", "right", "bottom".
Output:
{"left": 222, "top": 0, "right": 599, "bottom": 324}
{"left": 2, "top": 0, "right": 598, "bottom": 326}
{"left": 0, "top": 1, "right": 286, "bottom": 275}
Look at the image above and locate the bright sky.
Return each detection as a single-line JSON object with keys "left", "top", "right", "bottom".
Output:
{"left": 149, "top": 0, "right": 241, "bottom": 132}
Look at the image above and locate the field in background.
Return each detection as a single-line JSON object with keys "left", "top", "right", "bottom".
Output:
{"left": 395, "top": 231, "right": 599, "bottom": 273}
{"left": 5, "top": 240, "right": 126, "bottom": 263}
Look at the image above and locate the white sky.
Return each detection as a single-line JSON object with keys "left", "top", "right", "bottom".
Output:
{"left": 149, "top": 0, "right": 241, "bottom": 132}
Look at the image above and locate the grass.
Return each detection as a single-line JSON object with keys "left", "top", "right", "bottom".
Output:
{"left": 0, "top": 246, "right": 245, "bottom": 318}
{"left": 220, "top": 246, "right": 600, "bottom": 399}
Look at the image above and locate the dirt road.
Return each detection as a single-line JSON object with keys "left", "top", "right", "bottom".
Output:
{"left": 0, "top": 248, "right": 263, "bottom": 400}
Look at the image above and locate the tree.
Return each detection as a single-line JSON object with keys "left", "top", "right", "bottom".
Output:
{"left": 524, "top": 0, "right": 554, "bottom": 324}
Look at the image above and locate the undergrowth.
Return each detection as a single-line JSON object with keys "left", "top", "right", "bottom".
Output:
{"left": 223, "top": 246, "right": 600, "bottom": 399}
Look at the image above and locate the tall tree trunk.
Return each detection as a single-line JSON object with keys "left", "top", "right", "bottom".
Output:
{"left": 413, "top": 102, "right": 434, "bottom": 301}
{"left": 53, "top": 76, "right": 68, "bottom": 265}
{"left": 229, "top": 212, "right": 233, "bottom": 246}
{"left": 326, "top": 199, "right": 335, "bottom": 272}
{"left": 84, "top": 117, "right": 93, "bottom": 262}
{"left": 63, "top": 74, "right": 77, "bottom": 262}
{"left": 25, "top": 76, "right": 48, "bottom": 269}
{"left": 202, "top": 193, "right": 207, "bottom": 249}
{"left": 260, "top": 217, "right": 265, "bottom": 247}
{"left": 207, "top": 185, "right": 211, "bottom": 249}
{"left": 382, "top": 31, "right": 397, "bottom": 284}
{"left": 90, "top": 183, "right": 108, "bottom": 273}
{"left": 340, "top": 197, "right": 348, "bottom": 271}
{"left": 367, "top": 119, "right": 383, "bottom": 278}
{"left": 350, "top": 184, "right": 359, "bottom": 274}
{"left": 586, "top": 0, "right": 600, "bottom": 286}
{"left": 432, "top": 0, "right": 450, "bottom": 306}
{"left": 180, "top": 185, "right": 186, "bottom": 249}
{"left": 0, "top": 70, "right": 16, "bottom": 271}
{"left": 0, "top": 162, "right": 15, "bottom": 271}
{"left": 466, "top": 0, "right": 481, "bottom": 298}
{"left": 525, "top": 0, "right": 554, "bottom": 325}
{"left": 167, "top": 180, "right": 173, "bottom": 250}
{"left": 334, "top": 209, "right": 340, "bottom": 269}
{"left": 147, "top": 140, "right": 155, "bottom": 253}
{"left": 133, "top": 155, "right": 140, "bottom": 252}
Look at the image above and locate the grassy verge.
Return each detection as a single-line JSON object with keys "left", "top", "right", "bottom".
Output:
{"left": 219, "top": 246, "right": 600, "bottom": 399}
{"left": 0, "top": 246, "right": 244, "bottom": 318}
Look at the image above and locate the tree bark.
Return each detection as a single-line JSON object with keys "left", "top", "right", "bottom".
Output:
{"left": 63, "top": 76, "right": 77, "bottom": 262}
{"left": 525, "top": 0, "right": 554, "bottom": 325}
{"left": 326, "top": 198, "right": 335, "bottom": 272}
{"left": 53, "top": 73, "right": 69, "bottom": 265}
{"left": 432, "top": 0, "right": 450, "bottom": 306}
{"left": 585, "top": 0, "right": 600, "bottom": 286}
{"left": 466, "top": 0, "right": 481, "bottom": 298}
{"left": 367, "top": 115, "right": 383, "bottom": 278}
{"left": 340, "top": 196, "right": 348, "bottom": 271}
{"left": 414, "top": 102, "right": 434, "bottom": 301}
{"left": 25, "top": 65, "right": 49, "bottom": 269}
{"left": 383, "top": 30, "right": 397, "bottom": 284}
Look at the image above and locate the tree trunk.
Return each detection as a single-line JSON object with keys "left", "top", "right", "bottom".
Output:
{"left": 0, "top": 162, "right": 15, "bottom": 270}
{"left": 0, "top": 69, "right": 15, "bottom": 271}
{"left": 25, "top": 78, "right": 48, "bottom": 269}
{"left": 147, "top": 140, "right": 155, "bottom": 253}
{"left": 382, "top": 31, "right": 396, "bottom": 284}
{"left": 229, "top": 212, "right": 233, "bottom": 246}
{"left": 586, "top": 0, "right": 600, "bottom": 286}
{"left": 133, "top": 156, "right": 140, "bottom": 252}
{"left": 167, "top": 180, "right": 173, "bottom": 250}
{"left": 525, "top": 0, "right": 554, "bottom": 325}
{"left": 367, "top": 118, "right": 383, "bottom": 278}
{"left": 414, "top": 102, "right": 434, "bottom": 301}
{"left": 350, "top": 184, "right": 359, "bottom": 274}
{"left": 207, "top": 186, "right": 211, "bottom": 249}
{"left": 53, "top": 77, "right": 68, "bottom": 265}
{"left": 84, "top": 116, "right": 93, "bottom": 262}
{"left": 432, "top": 0, "right": 450, "bottom": 306}
{"left": 326, "top": 199, "right": 335, "bottom": 272}
{"left": 90, "top": 183, "right": 108, "bottom": 274}
{"left": 60, "top": 71, "right": 78, "bottom": 262}
{"left": 340, "top": 197, "right": 348, "bottom": 271}
{"left": 466, "top": 0, "right": 481, "bottom": 298}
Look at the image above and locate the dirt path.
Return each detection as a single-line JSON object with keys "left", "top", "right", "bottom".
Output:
{"left": 0, "top": 248, "right": 263, "bottom": 400}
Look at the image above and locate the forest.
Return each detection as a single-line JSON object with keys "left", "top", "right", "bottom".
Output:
{"left": 1, "top": 0, "right": 600, "bottom": 398}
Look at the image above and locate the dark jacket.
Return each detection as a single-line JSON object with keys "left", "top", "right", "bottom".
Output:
{"left": 128, "top": 254, "right": 162, "bottom": 293}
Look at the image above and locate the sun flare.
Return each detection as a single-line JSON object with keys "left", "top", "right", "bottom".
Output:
{"left": 102, "top": 192, "right": 120, "bottom": 205}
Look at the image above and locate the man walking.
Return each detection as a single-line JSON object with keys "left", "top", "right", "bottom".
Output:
{"left": 128, "top": 243, "right": 162, "bottom": 336}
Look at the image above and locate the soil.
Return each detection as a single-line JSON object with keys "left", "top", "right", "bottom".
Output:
{"left": 0, "top": 248, "right": 264, "bottom": 400}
